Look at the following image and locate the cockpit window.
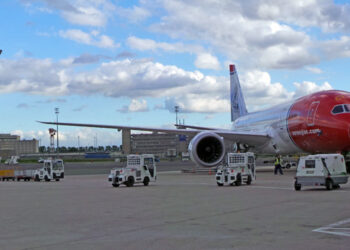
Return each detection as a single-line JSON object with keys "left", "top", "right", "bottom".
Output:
{"left": 345, "top": 104, "right": 350, "bottom": 112}
{"left": 332, "top": 105, "right": 344, "bottom": 114}
{"left": 332, "top": 104, "right": 350, "bottom": 114}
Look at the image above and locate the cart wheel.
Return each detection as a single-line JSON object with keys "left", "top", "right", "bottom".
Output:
{"left": 334, "top": 184, "right": 340, "bottom": 189}
{"left": 326, "top": 179, "right": 333, "bottom": 190}
{"left": 126, "top": 176, "right": 134, "bottom": 187}
{"left": 143, "top": 177, "right": 150, "bottom": 186}
{"left": 247, "top": 175, "right": 252, "bottom": 185}
{"left": 235, "top": 175, "right": 242, "bottom": 186}
{"left": 294, "top": 181, "right": 301, "bottom": 191}
{"left": 217, "top": 182, "right": 223, "bottom": 186}
{"left": 44, "top": 176, "right": 50, "bottom": 182}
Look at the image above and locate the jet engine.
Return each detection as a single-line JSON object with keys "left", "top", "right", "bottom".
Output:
{"left": 188, "top": 131, "right": 225, "bottom": 167}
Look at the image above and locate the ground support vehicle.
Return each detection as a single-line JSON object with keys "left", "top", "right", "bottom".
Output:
{"left": 282, "top": 160, "right": 297, "bottom": 169}
{"left": 0, "top": 158, "right": 64, "bottom": 182}
{"left": 109, "top": 154, "right": 156, "bottom": 187}
{"left": 4, "top": 156, "right": 19, "bottom": 165}
{"left": 294, "top": 154, "right": 348, "bottom": 191}
{"left": 216, "top": 152, "right": 256, "bottom": 186}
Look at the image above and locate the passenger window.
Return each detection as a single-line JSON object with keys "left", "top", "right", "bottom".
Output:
{"left": 332, "top": 105, "right": 344, "bottom": 114}
{"left": 344, "top": 104, "right": 350, "bottom": 112}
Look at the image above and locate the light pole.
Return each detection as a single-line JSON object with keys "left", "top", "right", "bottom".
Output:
{"left": 175, "top": 105, "right": 179, "bottom": 125}
{"left": 55, "top": 107, "right": 59, "bottom": 155}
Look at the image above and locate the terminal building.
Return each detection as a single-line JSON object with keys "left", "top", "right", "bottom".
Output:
{"left": 121, "top": 129, "right": 238, "bottom": 158}
{"left": 122, "top": 130, "right": 192, "bottom": 158}
{"left": 0, "top": 134, "right": 39, "bottom": 158}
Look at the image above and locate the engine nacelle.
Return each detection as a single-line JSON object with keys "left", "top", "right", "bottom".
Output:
{"left": 188, "top": 132, "right": 225, "bottom": 167}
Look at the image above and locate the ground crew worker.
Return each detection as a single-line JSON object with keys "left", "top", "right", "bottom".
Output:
{"left": 274, "top": 155, "right": 283, "bottom": 175}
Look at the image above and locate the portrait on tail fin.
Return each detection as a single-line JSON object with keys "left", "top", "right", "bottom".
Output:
{"left": 230, "top": 64, "right": 248, "bottom": 122}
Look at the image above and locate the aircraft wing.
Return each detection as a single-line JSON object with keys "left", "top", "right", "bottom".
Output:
{"left": 38, "top": 121, "right": 270, "bottom": 146}
{"left": 175, "top": 124, "right": 217, "bottom": 130}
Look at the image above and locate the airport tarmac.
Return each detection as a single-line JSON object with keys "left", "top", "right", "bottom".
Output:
{"left": 1, "top": 170, "right": 350, "bottom": 250}
{"left": 18, "top": 160, "right": 195, "bottom": 175}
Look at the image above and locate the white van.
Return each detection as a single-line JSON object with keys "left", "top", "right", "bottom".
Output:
{"left": 294, "top": 154, "right": 348, "bottom": 191}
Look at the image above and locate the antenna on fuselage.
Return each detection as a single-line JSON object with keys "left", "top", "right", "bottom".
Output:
{"left": 230, "top": 64, "right": 248, "bottom": 121}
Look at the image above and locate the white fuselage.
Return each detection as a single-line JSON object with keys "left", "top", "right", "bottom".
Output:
{"left": 232, "top": 101, "right": 302, "bottom": 154}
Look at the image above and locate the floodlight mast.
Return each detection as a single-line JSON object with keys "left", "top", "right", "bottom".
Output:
{"left": 55, "top": 107, "right": 59, "bottom": 156}
{"left": 175, "top": 106, "right": 179, "bottom": 125}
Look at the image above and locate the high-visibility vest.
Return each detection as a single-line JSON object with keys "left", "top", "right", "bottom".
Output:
{"left": 275, "top": 158, "right": 280, "bottom": 165}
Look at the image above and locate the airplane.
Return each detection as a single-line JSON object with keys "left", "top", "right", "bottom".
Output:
{"left": 39, "top": 65, "right": 350, "bottom": 168}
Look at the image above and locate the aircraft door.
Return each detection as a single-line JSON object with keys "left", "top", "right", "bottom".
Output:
{"left": 307, "top": 101, "right": 320, "bottom": 126}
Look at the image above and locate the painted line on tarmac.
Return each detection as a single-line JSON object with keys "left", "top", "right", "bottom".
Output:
{"left": 313, "top": 218, "right": 350, "bottom": 237}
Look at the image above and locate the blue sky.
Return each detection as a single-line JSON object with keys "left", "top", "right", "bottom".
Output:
{"left": 1, "top": 0, "right": 350, "bottom": 147}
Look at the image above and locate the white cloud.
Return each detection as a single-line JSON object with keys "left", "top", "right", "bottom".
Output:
{"left": 127, "top": 36, "right": 220, "bottom": 70}
{"left": 305, "top": 67, "right": 323, "bottom": 74}
{"left": 128, "top": 99, "right": 148, "bottom": 112}
{"left": 165, "top": 95, "right": 230, "bottom": 113}
{"left": 147, "top": 0, "right": 350, "bottom": 69}
{"left": 118, "top": 99, "right": 149, "bottom": 113}
{"left": 12, "top": 128, "right": 122, "bottom": 147}
{"left": 22, "top": 0, "right": 350, "bottom": 70}
{"left": 59, "top": 29, "right": 119, "bottom": 48}
{"left": 149, "top": 0, "right": 317, "bottom": 69}
{"left": 250, "top": 0, "right": 350, "bottom": 33}
{"left": 194, "top": 53, "right": 221, "bottom": 70}
{"left": 23, "top": 0, "right": 115, "bottom": 27}
{"left": 62, "top": 6, "right": 107, "bottom": 27}
{"left": 117, "top": 5, "right": 151, "bottom": 23}
{"left": 240, "top": 70, "right": 293, "bottom": 110}
{"left": 320, "top": 36, "right": 350, "bottom": 59}
{"left": 127, "top": 36, "right": 179, "bottom": 52}
{"left": 0, "top": 57, "right": 334, "bottom": 113}
{"left": 293, "top": 81, "right": 332, "bottom": 98}
{"left": 11, "top": 130, "right": 46, "bottom": 141}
